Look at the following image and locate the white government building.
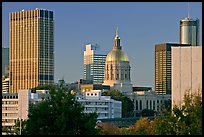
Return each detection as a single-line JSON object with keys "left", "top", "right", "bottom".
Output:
{"left": 77, "top": 90, "right": 122, "bottom": 119}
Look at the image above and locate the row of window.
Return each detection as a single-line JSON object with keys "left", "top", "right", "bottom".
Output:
{"left": 2, "top": 101, "right": 18, "bottom": 104}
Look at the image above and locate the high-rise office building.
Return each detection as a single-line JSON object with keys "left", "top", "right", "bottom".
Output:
{"left": 2, "top": 47, "right": 9, "bottom": 77}
{"left": 154, "top": 43, "right": 190, "bottom": 95}
{"left": 171, "top": 46, "right": 202, "bottom": 108}
{"left": 180, "top": 17, "right": 199, "bottom": 46}
{"left": 9, "top": 9, "right": 54, "bottom": 93}
{"left": 83, "top": 44, "right": 106, "bottom": 84}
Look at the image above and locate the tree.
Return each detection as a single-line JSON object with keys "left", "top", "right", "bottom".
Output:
{"left": 102, "top": 90, "right": 134, "bottom": 117}
{"left": 151, "top": 89, "right": 202, "bottom": 135}
{"left": 163, "top": 99, "right": 171, "bottom": 111}
{"left": 13, "top": 119, "right": 27, "bottom": 135}
{"left": 96, "top": 122, "right": 119, "bottom": 135}
{"left": 23, "top": 86, "right": 99, "bottom": 135}
{"left": 141, "top": 109, "right": 157, "bottom": 117}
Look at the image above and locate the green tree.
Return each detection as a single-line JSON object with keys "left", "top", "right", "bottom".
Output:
{"left": 151, "top": 89, "right": 202, "bottom": 135}
{"left": 141, "top": 109, "right": 157, "bottom": 117}
{"left": 13, "top": 119, "right": 27, "bottom": 135}
{"left": 102, "top": 90, "right": 134, "bottom": 117}
{"left": 23, "top": 86, "right": 99, "bottom": 135}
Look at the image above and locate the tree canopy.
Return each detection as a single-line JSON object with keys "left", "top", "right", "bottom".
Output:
{"left": 22, "top": 86, "right": 99, "bottom": 135}
{"left": 97, "top": 89, "right": 202, "bottom": 135}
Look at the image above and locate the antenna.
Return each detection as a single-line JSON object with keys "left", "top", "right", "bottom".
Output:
{"left": 188, "top": 2, "right": 190, "bottom": 18}
{"left": 93, "top": 44, "right": 100, "bottom": 50}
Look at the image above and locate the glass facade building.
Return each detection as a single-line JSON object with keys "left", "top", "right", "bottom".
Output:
{"left": 9, "top": 9, "right": 54, "bottom": 93}
{"left": 2, "top": 47, "right": 9, "bottom": 76}
{"left": 180, "top": 17, "right": 199, "bottom": 46}
{"left": 83, "top": 44, "right": 106, "bottom": 84}
{"left": 154, "top": 43, "right": 190, "bottom": 95}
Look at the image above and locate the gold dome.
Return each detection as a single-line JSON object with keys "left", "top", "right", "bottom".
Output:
{"left": 106, "top": 49, "right": 129, "bottom": 62}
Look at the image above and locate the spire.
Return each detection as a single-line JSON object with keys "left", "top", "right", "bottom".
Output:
{"left": 113, "top": 27, "right": 121, "bottom": 50}
{"left": 116, "top": 27, "right": 119, "bottom": 38}
{"left": 115, "top": 27, "right": 120, "bottom": 39}
{"left": 188, "top": 2, "right": 190, "bottom": 18}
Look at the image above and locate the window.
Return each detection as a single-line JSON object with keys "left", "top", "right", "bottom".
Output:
{"left": 140, "top": 100, "right": 142, "bottom": 110}
{"left": 136, "top": 100, "right": 138, "bottom": 110}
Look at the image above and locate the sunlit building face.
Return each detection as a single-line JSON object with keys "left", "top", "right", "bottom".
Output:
{"left": 9, "top": 9, "right": 54, "bottom": 93}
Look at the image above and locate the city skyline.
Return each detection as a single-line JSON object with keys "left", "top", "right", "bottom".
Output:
{"left": 2, "top": 2, "right": 202, "bottom": 89}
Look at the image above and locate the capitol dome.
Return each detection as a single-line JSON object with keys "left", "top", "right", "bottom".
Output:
{"left": 103, "top": 28, "right": 132, "bottom": 93}
{"left": 106, "top": 49, "right": 129, "bottom": 62}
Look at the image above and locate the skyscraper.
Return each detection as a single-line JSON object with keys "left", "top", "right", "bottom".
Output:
{"left": 9, "top": 9, "right": 54, "bottom": 93}
{"left": 103, "top": 29, "right": 132, "bottom": 93}
{"left": 2, "top": 47, "right": 9, "bottom": 77}
{"left": 83, "top": 44, "right": 106, "bottom": 84}
{"left": 154, "top": 43, "right": 190, "bottom": 95}
{"left": 180, "top": 17, "right": 199, "bottom": 46}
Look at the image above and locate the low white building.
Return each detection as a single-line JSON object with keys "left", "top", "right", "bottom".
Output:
{"left": 126, "top": 90, "right": 171, "bottom": 115}
{"left": 77, "top": 90, "right": 122, "bottom": 119}
{"left": 2, "top": 93, "right": 18, "bottom": 128}
{"left": 2, "top": 77, "right": 9, "bottom": 93}
{"left": 2, "top": 89, "right": 50, "bottom": 130}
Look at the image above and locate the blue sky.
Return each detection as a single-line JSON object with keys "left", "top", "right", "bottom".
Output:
{"left": 2, "top": 2, "right": 202, "bottom": 89}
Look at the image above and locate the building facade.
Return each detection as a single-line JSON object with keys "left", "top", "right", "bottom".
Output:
{"left": 77, "top": 90, "right": 122, "bottom": 119}
{"left": 103, "top": 29, "right": 132, "bottom": 93}
{"left": 83, "top": 44, "right": 106, "bottom": 84}
{"left": 180, "top": 17, "right": 200, "bottom": 46}
{"left": 171, "top": 46, "right": 202, "bottom": 108}
{"left": 9, "top": 9, "right": 54, "bottom": 93}
{"left": 155, "top": 43, "right": 190, "bottom": 95}
{"left": 2, "top": 89, "right": 50, "bottom": 129}
{"left": 2, "top": 47, "right": 9, "bottom": 77}
{"left": 2, "top": 77, "right": 10, "bottom": 93}
{"left": 126, "top": 90, "right": 171, "bottom": 116}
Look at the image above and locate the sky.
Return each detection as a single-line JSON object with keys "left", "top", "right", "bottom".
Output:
{"left": 2, "top": 2, "right": 202, "bottom": 89}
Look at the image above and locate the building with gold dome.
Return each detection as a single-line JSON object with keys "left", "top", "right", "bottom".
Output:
{"left": 103, "top": 29, "right": 132, "bottom": 94}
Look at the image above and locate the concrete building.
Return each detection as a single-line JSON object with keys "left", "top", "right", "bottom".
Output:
{"left": 2, "top": 77, "right": 10, "bottom": 93}
{"left": 155, "top": 43, "right": 190, "bottom": 95}
{"left": 2, "top": 89, "right": 50, "bottom": 129}
{"left": 2, "top": 93, "right": 18, "bottom": 128}
{"left": 80, "top": 84, "right": 110, "bottom": 92}
{"left": 9, "top": 9, "right": 54, "bottom": 93}
{"left": 103, "top": 28, "right": 132, "bottom": 94}
{"left": 180, "top": 17, "right": 200, "bottom": 46}
{"left": 77, "top": 90, "right": 122, "bottom": 119}
{"left": 171, "top": 46, "right": 202, "bottom": 108}
{"left": 83, "top": 44, "right": 107, "bottom": 84}
{"left": 2, "top": 47, "right": 9, "bottom": 77}
{"left": 126, "top": 90, "right": 171, "bottom": 116}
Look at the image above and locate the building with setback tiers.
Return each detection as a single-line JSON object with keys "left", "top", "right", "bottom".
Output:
{"left": 83, "top": 44, "right": 106, "bottom": 84}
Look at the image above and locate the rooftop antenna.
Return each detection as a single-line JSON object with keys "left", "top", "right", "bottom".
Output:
{"left": 188, "top": 2, "right": 190, "bottom": 18}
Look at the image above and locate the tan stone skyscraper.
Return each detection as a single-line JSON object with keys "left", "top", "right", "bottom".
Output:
{"left": 9, "top": 9, "right": 54, "bottom": 93}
